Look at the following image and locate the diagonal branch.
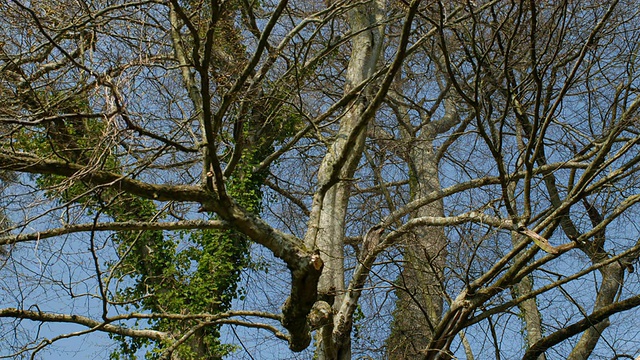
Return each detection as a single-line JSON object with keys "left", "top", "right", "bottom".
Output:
{"left": 522, "top": 293, "right": 640, "bottom": 360}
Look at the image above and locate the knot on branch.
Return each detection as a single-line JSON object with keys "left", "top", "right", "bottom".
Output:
{"left": 308, "top": 300, "right": 333, "bottom": 330}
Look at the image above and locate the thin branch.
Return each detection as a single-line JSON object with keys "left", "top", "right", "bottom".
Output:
{"left": 0, "top": 308, "right": 169, "bottom": 341}
{"left": 522, "top": 293, "right": 640, "bottom": 360}
{"left": 0, "top": 219, "right": 228, "bottom": 246}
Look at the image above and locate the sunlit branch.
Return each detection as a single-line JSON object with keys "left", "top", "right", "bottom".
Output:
{"left": 382, "top": 160, "right": 588, "bottom": 228}
{"left": 0, "top": 219, "right": 228, "bottom": 246}
{"left": 0, "top": 308, "right": 169, "bottom": 341}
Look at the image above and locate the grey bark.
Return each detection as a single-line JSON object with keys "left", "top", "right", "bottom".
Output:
{"left": 387, "top": 135, "right": 446, "bottom": 359}
{"left": 509, "top": 123, "right": 546, "bottom": 360}
{"left": 567, "top": 262, "right": 624, "bottom": 360}
{"left": 387, "top": 88, "right": 459, "bottom": 358}
{"left": 510, "top": 235, "right": 546, "bottom": 360}
{"left": 304, "top": 2, "right": 385, "bottom": 359}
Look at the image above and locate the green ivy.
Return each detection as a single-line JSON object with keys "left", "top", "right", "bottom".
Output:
{"left": 11, "top": 36, "right": 304, "bottom": 357}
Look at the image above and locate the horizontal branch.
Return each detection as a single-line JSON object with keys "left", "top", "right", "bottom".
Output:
{"left": 216, "top": 319, "right": 290, "bottom": 342}
{"left": 0, "top": 151, "right": 213, "bottom": 205}
{"left": 378, "top": 211, "right": 515, "bottom": 259}
{"left": 396, "top": 211, "right": 513, "bottom": 232}
{"left": 0, "top": 219, "right": 228, "bottom": 246}
{"left": 0, "top": 308, "right": 169, "bottom": 341}
{"left": 0, "top": 307, "right": 286, "bottom": 356}
{"left": 382, "top": 160, "right": 589, "bottom": 227}
{"left": 105, "top": 309, "right": 282, "bottom": 323}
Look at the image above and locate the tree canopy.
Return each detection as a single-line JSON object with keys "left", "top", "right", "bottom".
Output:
{"left": 2, "top": 0, "right": 640, "bottom": 359}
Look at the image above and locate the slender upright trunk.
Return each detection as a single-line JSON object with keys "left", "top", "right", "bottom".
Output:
{"left": 508, "top": 125, "right": 547, "bottom": 360}
{"left": 567, "top": 262, "right": 623, "bottom": 359}
{"left": 510, "top": 232, "right": 546, "bottom": 360}
{"left": 305, "top": 2, "right": 385, "bottom": 359}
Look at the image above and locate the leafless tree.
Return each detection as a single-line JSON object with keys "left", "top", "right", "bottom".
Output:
{"left": 2, "top": 1, "right": 640, "bottom": 359}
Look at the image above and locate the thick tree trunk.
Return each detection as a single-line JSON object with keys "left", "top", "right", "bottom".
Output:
{"left": 313, "top": 181, "right": 353, "bottom": 360}
{"left": 387, "top": 136, "right": 447, "bottom": 359}
{"left": 385, "top": 69, "right": 459, "bottom": 357}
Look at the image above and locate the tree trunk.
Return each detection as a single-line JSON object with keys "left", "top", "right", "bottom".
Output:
{"left": 387, "top": 135, "right": 447, "bottom": 359}
{"left": 385, "top": 68, "right": 461, "bottom": 356}
{"left": 567, "top": 262, "right": 624, "bottom": 360}
{"left": 305, "top": 2, "right": 385, "bottom": 359}
{"left": 507, "top": 135, "right": 546, "bottom": 360}
{"left": 511, "top": 235, "right": 547, "bottom": 360}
